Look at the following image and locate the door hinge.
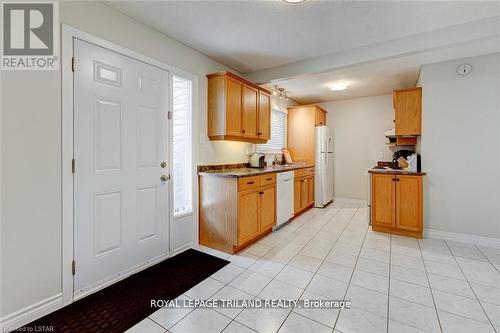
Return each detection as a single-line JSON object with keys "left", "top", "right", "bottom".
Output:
{"left": 168, "top": 111, "right": 172, "bottom": 120}
{"left": 72, "top": 260, "right": 76, "bottom": 275}
{"left": 72, "top": 159, "right": 76, "bottom": 173}
{"left": 71, "top": 57, "right": 75, "bottom": 72}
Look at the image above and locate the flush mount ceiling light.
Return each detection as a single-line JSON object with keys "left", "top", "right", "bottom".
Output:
{"left": 329, "top": 81, "right": 349, "bottom": 91}
{"left": 281, "top": 0, "right": 307, "bottom": 4}
{"left": 272, "top": 85, "right": 289, "bottom": 100}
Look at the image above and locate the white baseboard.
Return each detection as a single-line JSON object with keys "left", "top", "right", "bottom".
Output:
{"left": 0, "top": 293, "right": 63, "bottom": 332}
{"left": 333, "top": 197, "right": 367, "bottom": 206}
{"left": 425, "top": 228, "right": 500, "bottom": 249}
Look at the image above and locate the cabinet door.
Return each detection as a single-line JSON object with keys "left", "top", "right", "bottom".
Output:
{"left": 294, "top": 178, "right": 301, "bottom": 214}
{"left": 242, "top": 85, "right": 259, "bottom": 139}
{"left": 394, "top": 88, "right": 421, "bottom": 135}
{"left": 300, "top": 178, "right": 308, "bottom": 209}
{"left": 315, "top": 110, "right": 326, "bottom": 126}
{"left": 307, "top": 176, "right": 314, "bottom": 206}
{"left": 238, "top": 189, "right": 260, "bottom": 245}
{"left": 226, "top": 77, "right": 243, "bottom": 136}
{"left": 371, "top": 174, "right": 396, "bottom": 228}
{"left": 258, "top": 91, "right": 271, "bottom": 140}
{"left": 260, "top": 185, "right": 276, "bottom": 231}
{"left": 395, "top": 175, "right": 422, "bottom": 233}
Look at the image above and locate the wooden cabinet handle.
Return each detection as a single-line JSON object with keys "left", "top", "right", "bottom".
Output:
{"left": 266, "top": 178, "right": 272, "bottom": 181}
{"left": 241, "top": 129, "right": 246, "bottom": 133}
{"left": 247, "top": 181, "right": 255, "bottom": 185}
{"left": 258, "top": 132, "right": 262, "bottom": 135}
{"left": 259, "top": 191, "right": 264, "bottom": 195}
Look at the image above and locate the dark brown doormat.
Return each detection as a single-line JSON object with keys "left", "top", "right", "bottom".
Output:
{"left": 16, "top": 249, "right": 229, "bottom": 333}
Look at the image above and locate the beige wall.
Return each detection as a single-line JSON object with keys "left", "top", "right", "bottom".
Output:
{"left": 419, "top": 53, "right": 500, "bottom": 239}
{"left": 319, "top": 95, "right": 394, "bottom": 200}
{"left": 0, "top": 1, "right": 250, "bottom": 320}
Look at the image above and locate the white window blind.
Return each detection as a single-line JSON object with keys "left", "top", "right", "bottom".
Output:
{"left": 257, "top": 109, "right": 287, "bottom": 152}
{"left": 172, "top": 75, "right": 193, "bottom": 216}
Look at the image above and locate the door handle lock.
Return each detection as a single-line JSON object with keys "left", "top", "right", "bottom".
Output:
{"left": 161, "top": 174, "right": 170, "bottom": 182}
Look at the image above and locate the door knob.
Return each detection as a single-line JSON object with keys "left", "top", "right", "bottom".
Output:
{"left": 160, "top": 161, "right": 167, "bottom": 168}
{"left": 160, "top": 175, "right": 170, "bottom": 182}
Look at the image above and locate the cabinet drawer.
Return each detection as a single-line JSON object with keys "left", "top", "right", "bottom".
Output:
{"left": 304, "top": 167, "right": 315, "bottom": 176}
{"left": 260, "top": 173, "right": 276, "bottom": 186}
{"left": 238, "top": 176, "right": 261, "bottom": 191}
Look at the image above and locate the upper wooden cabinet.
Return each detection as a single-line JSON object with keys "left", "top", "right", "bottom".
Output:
{"left": 258, "top": 91, "right": 271, "bottom": 140}
{"left": 371, "top": 173, "right": 423, "bottom": 238}
{"left": 287, "top": 105, "right": 327, "bottom": 164}
{"left": 315, "top": 109, "right": 326, "bottom": 126}
{"left": 394, "top": 87, "right": 422, "bottom": 136}
{"left": 207, "top": 71, "right": 271, "bottom": 143}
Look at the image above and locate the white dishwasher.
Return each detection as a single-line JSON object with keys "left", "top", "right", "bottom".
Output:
{"left": 276, "top": 171, "right": 294, "bottom": 228}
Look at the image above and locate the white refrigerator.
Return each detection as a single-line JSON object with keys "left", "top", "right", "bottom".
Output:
{"left": 314, "top": 126, "right": 334, "bottom": 208}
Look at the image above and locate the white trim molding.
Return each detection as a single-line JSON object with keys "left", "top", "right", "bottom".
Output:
{"left": 0, "top": 294, "right": 63, "bottom": 332}
{"left": 425, "top": 228, "right": 500, "bottom": 249}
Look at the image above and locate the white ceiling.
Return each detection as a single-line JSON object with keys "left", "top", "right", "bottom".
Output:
{"left": 264, "top": 35, "right": 500, "bottom": 104}
{"left": 106, "top": 0, "right": 499, "bottom": 73}
{"left": 264, "top": 61, "right": 420, "bottom": 104}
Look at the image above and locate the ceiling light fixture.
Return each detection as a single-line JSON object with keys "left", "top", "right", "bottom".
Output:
{"left": 272, "top": 85, "right": 289, "bottom": 100}
{"left": 281, "top": 0, "right": 307, "bottom": 4}
{"left": 329, "top": 81, "right": 349, "bottom": 91}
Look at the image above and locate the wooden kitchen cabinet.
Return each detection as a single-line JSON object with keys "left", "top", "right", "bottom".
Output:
{"left": 225, "top": 76, "right": 243, "bottom": 136}
{"left": 287, "top": 105, "right": 327, "bottom": 164}
{"left": 238, "top": 189, "right": 260, "bottom": 244}
{"left": 371, "top": 173, "right": 423, "bottom": 238}
{"left": 242, "top": 85, "right": 259, "bottom": 139}
{"left": 315, "top": 109, "right": 327, "bottom": 126}
{"left": 258, "top": 91, "right": 271, "bottom": 140}
{"left": 294, "top": 168, "right": 315, "bottom": 215}
{"left": 207, "top": 71, "right": 271, "bottom": 143}
{"left": 199, "top": 173, "right": 276, "bottom": 254}
{"left": 259, "top": 185, "right": 276, "bottom": 231}
{"left": 394, "top": 87, "right": 422, "bottom": 136}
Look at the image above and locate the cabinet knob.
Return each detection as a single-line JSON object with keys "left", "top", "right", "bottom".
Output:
{"left": 247, "top": 181, "right": 255, "bottom": 185}
{"left": 241, "top": 129, "right": 246, "bottom": 133}
{"left": 259, "top": 191, "right": 264, "bottom": 195}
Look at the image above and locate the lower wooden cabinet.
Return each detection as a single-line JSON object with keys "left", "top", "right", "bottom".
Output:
{"left": 199, "top": 173, "right": 276, "bottom": 254}
{"left": 260, "top": 185, "right": 276, "bottom": 231}
{"left": 371, "top": 173, "right": 423, "bottom": 238}
{"left": 294, "top": 168, "right": 314, "bottom": 215}
{"left": 237, "top": 188, "right": 260, "bottom": 244}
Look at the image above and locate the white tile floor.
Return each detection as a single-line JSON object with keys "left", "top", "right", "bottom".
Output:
{"left": 127, "top": 203, "right": 500, "bottom": 333}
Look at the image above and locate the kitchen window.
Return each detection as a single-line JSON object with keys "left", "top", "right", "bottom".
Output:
{"left": 257, "top": 109, "right": 287, "bottom": 152}
{"left": 172, "top": 75, "right": 193, "bottom": 216}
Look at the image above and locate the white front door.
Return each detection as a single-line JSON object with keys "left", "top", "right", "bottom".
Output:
{"left": 74, "top": 39, "right": 169, "bottom": 295}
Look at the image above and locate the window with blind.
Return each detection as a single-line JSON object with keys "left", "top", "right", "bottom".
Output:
{"left": 257, "top": 109, "right": 287, "bottom": 152}
{"left": 172, "top": 75, "right": 193, "bottom": 216}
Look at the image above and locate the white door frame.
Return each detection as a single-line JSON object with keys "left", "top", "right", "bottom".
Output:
{"left": 62, "top": 24, "right": 198, "bottom": 306}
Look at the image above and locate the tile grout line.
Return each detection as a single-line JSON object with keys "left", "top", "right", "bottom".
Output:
{"left": 331, "top": 207, "right": 373, "bottom": 332}
{"left": 226, "top": 207, "right": 330, "bottom": 332}
{"left": 443, "top": 240, "right": 498, "bottom": 333}
{"left": 417, "top": 240, "right": 444, "bottom": 333}
{"left": 386, "top": 234, "right": 392, "bottom": 333}
{"left": 475, "top": 244, "right": 500, "bottom": 275}
{"left": 272, "top": 205, "right": 353, "bottom": 333}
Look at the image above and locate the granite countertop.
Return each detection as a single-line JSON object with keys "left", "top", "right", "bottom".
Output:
{"left": 368, "top": 167, "right": 426, "bottom": 176}
{"left": 198, "top": 163, "right": 314, "bottom": 178}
